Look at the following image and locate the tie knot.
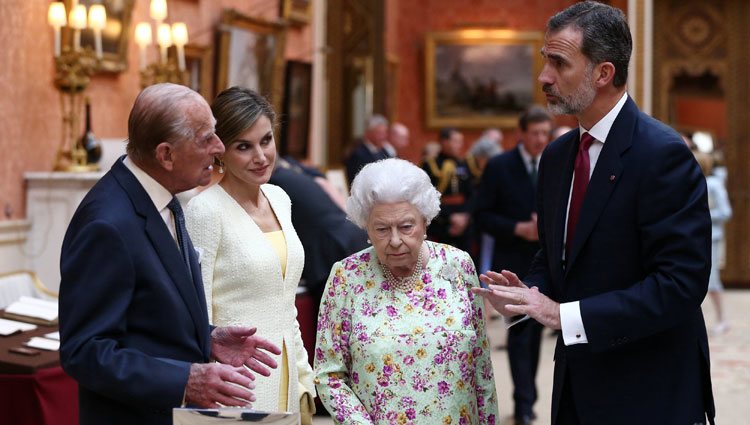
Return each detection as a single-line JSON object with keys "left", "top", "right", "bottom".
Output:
{"left": 580, "top": 133, "right": 595, "bottom": 151}
{"left": 167, "top": 197, "right": 183, "bottom": 217}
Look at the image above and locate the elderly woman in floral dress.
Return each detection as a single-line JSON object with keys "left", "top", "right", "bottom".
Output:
{"left": 314, "top": 158, "right": 498, "bottom": 424}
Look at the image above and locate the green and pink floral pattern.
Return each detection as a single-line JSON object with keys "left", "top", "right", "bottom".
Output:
{"left": 314, "top": 241, "right": 498, "bottom": 424}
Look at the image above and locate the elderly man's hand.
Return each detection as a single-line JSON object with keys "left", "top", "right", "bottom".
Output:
{"left": 211, "top": 326, "right": 282, "bottom": 376}
{"left": 471, "top": 270, "right": 561, "bottom": 329}
{"left": 448, "top": 212, "right": 470, "bottom": 236}
{"left": 185, "top": 363, "right": 256, "bottom": 408}
{"left": 514, "top": 213, "right": 539, "bottom": 241}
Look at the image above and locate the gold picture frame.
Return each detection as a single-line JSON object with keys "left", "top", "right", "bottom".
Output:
{"left": 216, "top": 9, "right": 287, "bottom": 112}
{"left": 425, "top": 29, "right": 544, "bottom": 129}
{"left": 280, "top": 0, "right": 311, "bottom": 26}
{"left": 184, "top": 44, "right": 213, "bottom": 101}
{"left": 62, "top": 0, "right": 135, "bottom": 73}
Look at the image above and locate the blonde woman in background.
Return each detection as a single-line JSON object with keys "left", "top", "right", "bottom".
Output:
{"left": 694, "top": 150, "right": 732, "bottom": 335}
{"left": 186, "top": 87, "right": 315, "bottom": 422}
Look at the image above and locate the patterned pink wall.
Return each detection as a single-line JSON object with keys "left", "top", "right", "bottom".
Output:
{"left": 0, "top": 0, "right": 311, "bottom": 218}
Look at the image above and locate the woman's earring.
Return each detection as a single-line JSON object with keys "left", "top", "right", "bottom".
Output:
{"left": 367, "top": 239, "right": 371, "bottom": 244}
{"left": 423, "top": 234, "right": 428, "bottom": 240}
{"left": 217, "top": 159, "right": 225, "bottom": 174}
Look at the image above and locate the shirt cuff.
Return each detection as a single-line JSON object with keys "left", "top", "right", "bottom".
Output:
{"left": 560, "top": 301, "right": 588, "bottom": 345}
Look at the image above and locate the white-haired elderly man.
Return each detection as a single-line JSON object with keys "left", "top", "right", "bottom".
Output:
{"left": 314, "top": 158, "right": 499, "bottom": 425}
{"left": 344, "top": 114, "right": 394, "bottom": 185}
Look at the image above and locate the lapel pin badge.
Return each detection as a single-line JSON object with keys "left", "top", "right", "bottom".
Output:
{"left": 609, "top": 174, "right": 616, "bottom": 181}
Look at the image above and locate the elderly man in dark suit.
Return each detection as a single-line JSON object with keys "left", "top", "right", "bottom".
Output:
{"left": 59, "top": 83, "right": 281, "bottom": 425}
{"left": 475, "top": 106, "right": 553, "bottom": 425}
{"left": 344, "top": 114, "right": 394, "bottom": 185}
{"left": 474, "top": 2, "right": 715, "bottom": 425}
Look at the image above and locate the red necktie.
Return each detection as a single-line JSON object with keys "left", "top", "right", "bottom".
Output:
{"left": 566, "top": 132, "right": 595, "bottom": 256}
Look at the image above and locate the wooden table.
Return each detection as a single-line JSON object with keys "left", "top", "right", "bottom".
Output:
{"left": 0, "top": 319, "right": 60, "bottom": 374}
{"left": 0, "top": 313, "right": 78, "bottom": 425}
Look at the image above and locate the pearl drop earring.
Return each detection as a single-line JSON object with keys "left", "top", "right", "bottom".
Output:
{"left": 367, "top": 239, "right": 371, "bottom": 244}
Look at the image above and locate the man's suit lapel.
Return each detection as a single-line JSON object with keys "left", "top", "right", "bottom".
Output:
{"left": 565, "top": 98, "right": 636, "bottom": 272}
{"left": 111, "top": 158, "right": 210, "bottom": 351}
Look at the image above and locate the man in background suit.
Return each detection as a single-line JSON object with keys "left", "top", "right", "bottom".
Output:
{"left": 475, "top": 2, "right": 715, "bottom": 424}
{"left": 344, "top": 114, "right": 393, "bottom": 184}
{"left": 389, "top": 122, "right": 411, "bottom": 156}
{"left": 59, "top": 83, "right": 281, "bottom": 425}
{"left": 475, "top": 106, "right": 553, "bottom": 425}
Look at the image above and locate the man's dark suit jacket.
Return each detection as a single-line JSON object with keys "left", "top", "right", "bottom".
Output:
{"left": 344, "top": 141, "right": 391, "bottom": 185}
{"left": 475, "top": 146, "right": 540, "bottom": 278}
{"left": 59, "top": 158, "right": 211, "bottom": 425}
{"left": 526, "top": 97, "right": 715, "bottom": 425}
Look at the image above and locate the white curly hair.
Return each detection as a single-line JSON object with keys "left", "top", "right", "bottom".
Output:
{"left": 346, "top": 158, "right": 441, "bottom": 229}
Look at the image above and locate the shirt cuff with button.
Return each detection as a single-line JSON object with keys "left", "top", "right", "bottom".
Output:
{"left": 560, "top": 301, "right": 588, "bottom": 345}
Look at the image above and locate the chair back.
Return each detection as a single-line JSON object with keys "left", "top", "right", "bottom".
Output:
{"left": 0, "top": 270, "right": 57, "bottom": 310}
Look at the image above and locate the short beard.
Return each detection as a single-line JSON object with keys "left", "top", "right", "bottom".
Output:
{"left": 545, "top": 66, "right": 597, "bottom": 116}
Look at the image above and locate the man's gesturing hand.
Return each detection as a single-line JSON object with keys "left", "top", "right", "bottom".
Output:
{"left": 211, "top": 326, "right": 282, "bottom": 377}
{"left": 472, "top": 270, "right": 561, "bottom": 329}
{"left": 185, "top": 363, "right": 256, "bottom": 408}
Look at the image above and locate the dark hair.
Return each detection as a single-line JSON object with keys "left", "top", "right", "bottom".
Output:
{"left": 438, "top": 127, "right": 457, "bottom": 142}
{"left": 211, "top": 86, "right": 277, "bottom": 146}
{"left": 519, "top": 105, "right": 553, "bottom": 131}
{"left": 547, "top": 1, "right": 632, "bottom": 88}
{"left": 126, "top": 83, "right": 201, "bottom": 163}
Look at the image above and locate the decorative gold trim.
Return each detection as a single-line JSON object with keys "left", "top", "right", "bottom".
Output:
{"left": 426, "top": 157, "right": 457, "bottom": 194}
{"left": 281, "top": 0, "right": 312, "bottom": 26}
{"left": 61, "top": 0, "right": 135, "bottom": 73}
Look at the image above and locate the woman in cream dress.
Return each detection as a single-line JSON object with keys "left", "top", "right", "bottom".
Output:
{"left": 185, "top": 87, "right": 315, "bottom": 422}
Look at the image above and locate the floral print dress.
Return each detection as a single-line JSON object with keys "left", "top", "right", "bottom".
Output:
{"left": 314, "top": 241, "right": 498, "bottom": 425}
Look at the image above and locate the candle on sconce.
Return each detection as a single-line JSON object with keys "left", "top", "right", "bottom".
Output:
{"left": 47, "top": 2, "right": 67, "bottom": 57}
{"left": 69, "top": 4, "right": 88, "bottom": 51}
{"left": 171, "top": 23, "right": 188, "bottom": 71}
{"left": 88, "top": 5, "right": 107, "bottom": 59}
{"left": 134, "top": 22, "right": 153, "bottom": 71}
{"left": 150, "top": 0, "right": 168, "bottom": 25}
{"left": 156, "top": 23, "right": 172, "bottom": 65}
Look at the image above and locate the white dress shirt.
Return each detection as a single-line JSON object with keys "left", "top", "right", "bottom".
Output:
{"left": 560, "top": 92, "right": 628, "bottom": 346}
{"left": 518, "top": 143, "right": 541, "bottom": 176}
{"left": 123, "top": 156, "right": 177, "bottom": 242}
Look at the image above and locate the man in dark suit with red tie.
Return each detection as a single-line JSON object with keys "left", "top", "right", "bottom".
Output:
{"left": 474, "top": 2, "right": 715, "bottom": 425}
{"left": 475, "top": 106, "right": 553, "bottom": 425}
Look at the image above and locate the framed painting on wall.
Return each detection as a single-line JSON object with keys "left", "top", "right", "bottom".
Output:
{"left": 280, "top": 61, "right": 312, "bottom": 160}
{"left": 425, "top": 29, "right": 544, "bottom": 129}
{"left": 63, "top": 0, "right": 135, "bottom": 73}
{"left": 216, "top": 9, "right": 287, "bottom": 112}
